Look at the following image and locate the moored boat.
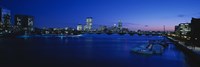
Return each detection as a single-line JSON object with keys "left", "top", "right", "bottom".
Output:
{"left": 131, "top": 40, "right": 166, "bottom": 55}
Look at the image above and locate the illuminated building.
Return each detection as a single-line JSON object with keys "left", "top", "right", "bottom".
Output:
{"left": 84, "top": 17, "right": 93, "bottom": 31}
{"left": 118, "top": 20, "right": 122, "bottom": 30}
{"left": 14, "top": 15, "right": 34, "bottom": 34}
{"left": 114, "top": 24, "right": 117, "bottom": 27}
{"left": 98, "top": 25, "right": 107, "bottom": 32}
{"left": 77, "top": 24, "right": 82, "bottom": 31}
{"left": 174, "top": 25, "right": 179, "bottom": 32}
{"left": 0, "top": 21, "right": 3, "bottom": 34}
{"left": 0, "top": 8, "right": 11, "bottom": 33}
{"left": 175, "top": 23, "right": 190, "bottom": 36}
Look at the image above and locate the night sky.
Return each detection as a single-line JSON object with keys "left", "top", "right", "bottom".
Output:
{"left": 1, "top": 0, "right": 200, "bottom": 31}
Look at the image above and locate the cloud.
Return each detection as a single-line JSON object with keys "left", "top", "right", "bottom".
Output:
{"left": 177, "top": 14, "right": 186, "bottom": 18}
{"left": 178, "top": 12, "right": 200, "bottom": 18}
{"left": 124, "top": 23, "right": 140, "bottom": 26}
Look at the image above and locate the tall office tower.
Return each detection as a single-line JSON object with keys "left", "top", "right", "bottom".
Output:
{"left": 86, "top": 17, "right": 93, "bottom": 31}
{"left": 77, "top": 24, "right": 82, "bottom": 31}
{"left": 84, "top": 25, "right": 87, "bottom": 31}
{"left": 14, "top": 15, "right": 34, "bottom": 33}
{"left": 118, "top": 20, "right": 122, "bottom": 30}
{"left": 0, "top": 8, "right": 11, "bottom": 33}
{"left": 113, "top": 24, "right": 117, "bottom": 27}
{"left": 190, "top": 18, "right": 200, "bottom": 46}
{"left": 0, "top": 21, "right": 3, "bottom": 34}
{"left": 0, "top": 18, "right": 2, "bottom": 29}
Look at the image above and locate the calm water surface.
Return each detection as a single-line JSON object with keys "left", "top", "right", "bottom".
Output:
{"left": 0, "top": 34, "right": 188, "bottom": 67}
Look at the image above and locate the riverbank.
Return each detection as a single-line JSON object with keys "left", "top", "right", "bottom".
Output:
{"left": 167, "top": 36, "right": 200, "bottom": 67}
{"left": 0, "top": 34, "right": 188, "bottom": 67}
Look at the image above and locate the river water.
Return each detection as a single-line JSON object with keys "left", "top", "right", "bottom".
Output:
{"left": 0, "top": 34, "right": 189, "bottom": 67}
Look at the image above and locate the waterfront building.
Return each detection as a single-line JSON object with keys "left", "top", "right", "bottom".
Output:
{"left": 111, "top": 24, "right": 118, "bottom": 33}
{"left": 174, "top": 25, "right": 179, "bottom": 32}
{"left": 98, "top": 25, "right": 107, "bottom": 32}
{"left": 65, "top": 27, "right": 68, "bottom": 30}
{"left": 118, "top": 20, "right": 122, "bottom": 30}
{"left": 137, "top": 30, "right": 142, "bottom": 34}
{"left": 84, "top": 17, "right": 93, "bottom": 31}
{"left": 0, "top": 21, "right": 3, "bottom": 34}
{"left": 84, "top": 25, "right": 87, "bottom": 31}
{"left": 190, "top": 18, "right": 200, "bottom": 46}
{"left": 14, "top": 15, "right": 34, "bottom": 34}
{"left": 0, "top": 8, "right": 11, "bottom": 33}
{"left": 122, "top": 28, "right": 129, "bottom": 33}
{"left": 175, "top": 23, "right": 191, "bottom": 37}
{"left": 77, "top": 24, "right": 82, "bottom": 31}
{"left": 114, "top": 24, "right": 117, "bottom": 27}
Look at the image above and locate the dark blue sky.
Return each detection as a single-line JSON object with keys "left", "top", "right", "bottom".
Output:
{"left": 1, "top": 0, "right": 200, "bottom": 31}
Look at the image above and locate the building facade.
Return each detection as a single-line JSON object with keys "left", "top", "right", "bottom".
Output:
{"left": 77, "top": 24, "right": 82, "bottom": 31}
{"left": 0, "top": 20, "right": 3, "bottom": 34}
{"left": 175, "top": 23, "right": 191, "bottom": 36}
{"left": 97, "top": 25, "right": 107, "bottom": 32}
{"left": 0, "top": 8, "right": 11, "bottom": 33}
{"left": 118, "top": 20, "right": 122, "bottom": 30}
{"left": 190, "top": 18, "right": 200, "bottom": 46}
{"left": 174, "top": 25, "right": 179, "bottom": 32}
{"left": 84, "top": 17, "right": 93, "bottom": 31}
{"left": 14, "top": 15, "right": 34, "bottom": 34}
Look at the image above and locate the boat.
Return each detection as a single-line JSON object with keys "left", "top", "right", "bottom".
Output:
{"left": 131, "top": 42, "right": 165, "bottom": 55}
{"left": 151, "top": 44, "right": 164, "bottom": 54}
{"left": 136, "top": 49, "right": 153, "bottom": 55}
{"left": 131, "top": 44, "right": 153, "bottom": 55}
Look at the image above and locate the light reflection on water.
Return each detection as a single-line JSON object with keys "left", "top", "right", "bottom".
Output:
{"left": 0, "top": 34, "right": 189, "bottom": 67}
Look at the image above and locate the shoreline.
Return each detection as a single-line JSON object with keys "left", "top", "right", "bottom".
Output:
{"left": 167, "top": 36, "right": 200, "bottom": 67}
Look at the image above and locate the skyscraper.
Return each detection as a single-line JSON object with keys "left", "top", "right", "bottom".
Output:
{"left": 0, "top": 8, "right": 11, "bottom": 33}
{"left": 77, "top": 24, "right": 82, "bottom": 31}
{"left": 14, "top": 15, "right": 34, "bottom": 34}
{"left": 190, "top": 18, "right": 200, "bottom": 47}
{"left": 0, "top": 21, "right": 3, "bottom": 34}
{"left": 84, "top": 17, "right": 93, "bottom": 31}
{"left": 118, "top": 20, "right": 122, "bottom": 30}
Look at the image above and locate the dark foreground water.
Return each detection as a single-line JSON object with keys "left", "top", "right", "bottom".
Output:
{"left": 0, "top": 34, "right": 189, "bottom": 67}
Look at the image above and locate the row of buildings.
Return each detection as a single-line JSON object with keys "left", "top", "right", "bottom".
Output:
{"left": 41, "top": 17, "right": 127, "bottom": 35}
{"left": 76, "top": 18, "right": 125, "bottom": 33}
{"left": 0, "top": 7, "right": 168, "bottom": 36}
{"left": 0, "top": 8, "right": 34, "bottom": 35}
{"left": 1, "top": 7, "right": 163, "bottom": 36}
{"left": 76, "top": 17, "right": 93, "bottom": 32}
{"left": 174, "top": 18, "right": 200, "bottom": 46}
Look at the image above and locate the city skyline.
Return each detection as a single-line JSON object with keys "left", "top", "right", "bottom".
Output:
{"left": 1, "top": 0, "right": 200, "bottom": 67}
{"left": 1, "top": 0, "right": 200, "bottom": 31}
